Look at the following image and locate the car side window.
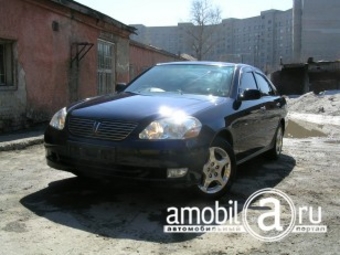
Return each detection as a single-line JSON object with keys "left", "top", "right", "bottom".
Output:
{"left": 254, "top": 73, "right": 275, "bottom": 96}
{"left": 239, "top": 72, "right": 258, "bottom": 93}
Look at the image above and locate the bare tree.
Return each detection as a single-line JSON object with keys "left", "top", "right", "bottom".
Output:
{"left": 187, "top": 0, "right": 222, "bottom": 60}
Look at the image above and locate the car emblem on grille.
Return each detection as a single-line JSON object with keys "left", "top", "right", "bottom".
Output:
{"left": 93, "top": 121, "right": 101, "bottom": 135}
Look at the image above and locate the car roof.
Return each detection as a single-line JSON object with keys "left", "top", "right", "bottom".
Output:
{"left": 156, "top": 61, "right": 262, "bottom": 72}
{"left": 156, "top": 61, "right": 236, "bottom": 67}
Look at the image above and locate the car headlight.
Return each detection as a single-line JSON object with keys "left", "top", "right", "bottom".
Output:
{"left": 139, "top": 116, "right": 202, "bottom": 140}
{"left": 49, "top": 107, "right": 67, "bottom": 130}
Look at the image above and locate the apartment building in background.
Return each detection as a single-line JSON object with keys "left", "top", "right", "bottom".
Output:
{"left": 131, "top": 9, "right": 292, "bottom": 73}
{"left": 293, "top": 0, "right": 340, "bottom": 63}
{"left": 132, "top": 0, "right": 340, "bottom": 73}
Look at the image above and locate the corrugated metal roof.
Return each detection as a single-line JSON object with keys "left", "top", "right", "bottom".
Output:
{"left": 49, "top": 0, "right": 136, "bottom": 34}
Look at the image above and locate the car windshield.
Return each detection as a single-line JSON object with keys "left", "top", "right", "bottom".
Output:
{"left": 125, "top": 64, "right": 235, "bottom": 97}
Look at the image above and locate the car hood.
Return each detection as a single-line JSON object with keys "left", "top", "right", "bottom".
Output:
{"left": 68, "top": 92, "right": 227, "bottom": 122}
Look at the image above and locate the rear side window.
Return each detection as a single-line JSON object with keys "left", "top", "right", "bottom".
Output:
{"left": 239, "top": 72, "right": 257, "bottom": 93}
{"left": 254, "top": 73, "right": 275, "bottom": 96}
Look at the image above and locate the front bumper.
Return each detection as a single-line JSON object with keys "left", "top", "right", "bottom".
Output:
{"left": 44, "top": 127, "right": 209, "bottom": 185}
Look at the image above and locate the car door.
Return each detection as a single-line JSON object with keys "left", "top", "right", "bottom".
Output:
{"left": 254, "top": 72, "right": 283, "bottom": 147}
{"left": 231, "top": 68, "right": 267, "bottom": 161}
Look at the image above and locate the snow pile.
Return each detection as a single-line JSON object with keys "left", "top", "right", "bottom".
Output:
{"left": 287, "top": 90, "right": 340, "bottom": 137}
{"left": 287, "top": 90, "right": 340, "bottom": 116}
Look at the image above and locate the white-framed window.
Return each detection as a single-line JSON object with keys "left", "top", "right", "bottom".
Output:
{"left": 0, "top": 39, "right": 15, "bottom": 88}
{"left": 97, "top": 40, "right": 115, "bottom": 95}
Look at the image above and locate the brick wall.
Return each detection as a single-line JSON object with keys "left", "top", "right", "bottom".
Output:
{"left": 0, "top": 0, "right": 132, "bottom": 132}
{"left": 129, "top": 40, "right": 184, "bottom": 81}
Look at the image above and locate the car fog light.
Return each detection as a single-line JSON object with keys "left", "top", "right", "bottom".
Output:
{"left": 167, "top": 168, "right": 188, "bottom": 178}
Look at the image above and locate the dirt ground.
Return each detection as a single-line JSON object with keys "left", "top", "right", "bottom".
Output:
{"left": 1, "top": 92, "right": 340, "bottom": 255}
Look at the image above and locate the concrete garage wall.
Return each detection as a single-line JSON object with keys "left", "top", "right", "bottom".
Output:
{"left": 308, "top": 62, "right": 340, "bottom": 94}
{"left": 270, "top": 61, "right": 340, "bottom": 95}
{"left": 0, "top": 0, "right": 133, "bottom": 132}
{"left": 271, "top": 66, "right": 307, "bottom": 95}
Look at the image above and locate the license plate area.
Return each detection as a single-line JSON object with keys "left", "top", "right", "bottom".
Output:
{"left": 68, "top": 144, "right": 115, "bottom": 162}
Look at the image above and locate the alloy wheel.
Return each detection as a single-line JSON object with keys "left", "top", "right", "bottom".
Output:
{"left": 198, "top": 146, "right": 231, "bottom": 194}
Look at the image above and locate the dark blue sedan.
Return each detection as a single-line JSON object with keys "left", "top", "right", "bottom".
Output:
{"left": 44, "top": 62, "right": 287, "bottom": 198}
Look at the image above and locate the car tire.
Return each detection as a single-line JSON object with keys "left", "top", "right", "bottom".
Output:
{"left": 266, "top": 124, "right": 284, "bottom": 160}
{"left": 196, "top": 137, "right": 236, "bottom": 199}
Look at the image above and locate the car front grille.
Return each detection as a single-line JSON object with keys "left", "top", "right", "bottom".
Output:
{"left": 68, "top": 117, "right": 138, "bottom": 141}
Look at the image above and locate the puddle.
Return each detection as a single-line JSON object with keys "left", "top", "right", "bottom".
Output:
{"left": 285, "top": 120, "right": 327, "bottom": 138}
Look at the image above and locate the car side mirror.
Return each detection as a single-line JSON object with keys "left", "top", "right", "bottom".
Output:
{"left": 239, "top": 89, "right": 261, "bottom": 101}
{"left": 116, "top": 83, "right": 127, "bottom": 93}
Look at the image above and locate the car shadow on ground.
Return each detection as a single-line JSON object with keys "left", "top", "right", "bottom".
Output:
{"left": 20, "top": 153, "right": 295, "bottom": 244}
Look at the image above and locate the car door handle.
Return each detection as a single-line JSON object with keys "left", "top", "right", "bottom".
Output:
{"left": 276, "top": 102, "right": 281, "bottom": 107}
{"left": 260, "top": 106, "right": 266, "bottom": 111}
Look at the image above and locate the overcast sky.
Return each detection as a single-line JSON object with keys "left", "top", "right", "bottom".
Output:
{"left": 75, "top": 0, "right": 293, "bottom": 26}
